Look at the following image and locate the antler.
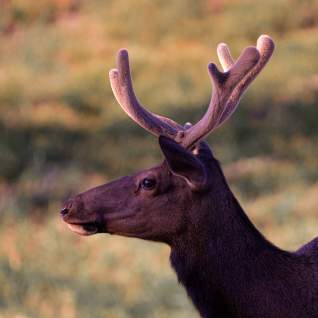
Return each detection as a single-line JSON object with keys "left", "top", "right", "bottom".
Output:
{"left": 109, "top": 35, "right": 275, "bottom": 149}
{"left": 109, "top": 50, "right": 183, "bottom": 138}
{"left": 178, "top": 35, "right": 275, "bottom": 148}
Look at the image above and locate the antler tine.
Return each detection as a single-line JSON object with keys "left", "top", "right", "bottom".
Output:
{"left": 109, "top": 49, "right": 179, "bottom": 138}
{"left": 217, "top": 43, "right": 234, "bottom": 72}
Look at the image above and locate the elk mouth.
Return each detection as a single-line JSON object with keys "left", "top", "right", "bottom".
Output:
{"left": 66, "top": 222, "right": 99, "bottom": 236}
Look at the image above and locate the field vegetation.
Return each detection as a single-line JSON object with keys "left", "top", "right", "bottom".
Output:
{"left": 1, "top": 0, "right": 318, "bottom": 317}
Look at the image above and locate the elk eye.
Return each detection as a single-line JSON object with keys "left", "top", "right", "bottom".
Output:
{"left": 141, "top": 178, "right": 156, "bottom": 190}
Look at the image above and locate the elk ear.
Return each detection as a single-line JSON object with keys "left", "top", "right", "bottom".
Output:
{"left": 159, "top": 136, "right": 208, "bottom": 191}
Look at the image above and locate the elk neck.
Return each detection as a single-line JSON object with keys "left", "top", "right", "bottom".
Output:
{"left": 169, "top": 160, "right": 290, "bottom": 316}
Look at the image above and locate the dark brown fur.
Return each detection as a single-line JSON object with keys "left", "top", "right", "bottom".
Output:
{"left": 61, "top": 137, "right": 318, "bottom": 318}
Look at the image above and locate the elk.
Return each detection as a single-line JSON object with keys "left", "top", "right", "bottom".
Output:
{"left": 61, "top": 35, "right": 318, "bottom": 318}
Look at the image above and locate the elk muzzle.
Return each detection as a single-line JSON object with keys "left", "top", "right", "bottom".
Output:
{"left": 60, "top": 196, "right": 103, "bottom": 236}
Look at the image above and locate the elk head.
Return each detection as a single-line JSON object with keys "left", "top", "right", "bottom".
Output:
{"left": 61, "top": 35, "right": 274, "bottom": 245}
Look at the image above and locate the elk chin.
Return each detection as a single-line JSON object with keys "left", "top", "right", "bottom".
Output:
{"left": 66, "top": 222, "right": 98, "bottom": 236}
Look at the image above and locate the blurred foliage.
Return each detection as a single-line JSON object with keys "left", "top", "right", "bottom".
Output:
{"left": 1, "top": 0, "right": 318, "bottom": 317}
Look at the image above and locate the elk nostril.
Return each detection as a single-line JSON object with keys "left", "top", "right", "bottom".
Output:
{"left": 60, "top": 207, "right": 69, "bottom": 217}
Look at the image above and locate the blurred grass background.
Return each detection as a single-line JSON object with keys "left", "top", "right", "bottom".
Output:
{"left": 0, "top": 0, "right": 318, "bottom": 317}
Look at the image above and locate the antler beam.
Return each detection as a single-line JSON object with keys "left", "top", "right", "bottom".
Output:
{"left": 109, "top": 50, "right": 182, "bottom": 138}
{"left": 178, "top": 35, "right": 275, "bottom": 148}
